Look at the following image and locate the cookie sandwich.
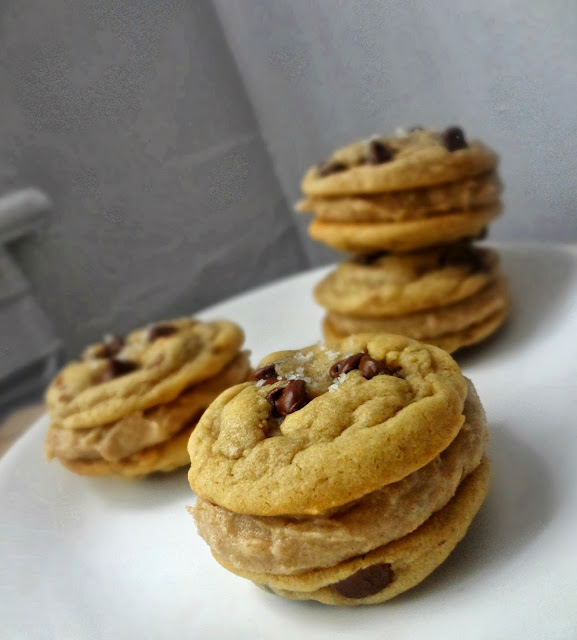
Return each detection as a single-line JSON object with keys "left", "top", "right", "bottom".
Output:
{"left": 318, "top": 244, "right": 509, "bottom": 352}
{"left": 45, "top": 318, "right": 249, "bottom": 478}
{"left": 298, "top": 126, "right": 501, "bottom": 254}
{"left": 188, "top": 334, "right": 489, "bottom": 605}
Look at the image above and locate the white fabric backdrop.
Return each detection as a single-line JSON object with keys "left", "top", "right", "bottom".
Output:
{"left": 1, "top": 0, "right": 576, "bottom": 358}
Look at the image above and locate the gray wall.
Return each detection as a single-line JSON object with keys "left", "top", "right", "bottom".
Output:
{"left": 213, "top": 0, "right": 577, "bottom": 262}
{"left": 1, "top": 0, "right": 306, "bottom": 356}
{"left": 2, "top": 0, "right": 577, "bottom": 357}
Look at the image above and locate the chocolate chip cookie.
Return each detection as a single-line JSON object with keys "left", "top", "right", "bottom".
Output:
{"left": 45, "top": 318, "right": 249, "bottom": 478}
{"left": 187, "top": 334, "right": 490, "bottom": 605}
{"left": 301, "top": 128, "right": 498, "bottom": 197}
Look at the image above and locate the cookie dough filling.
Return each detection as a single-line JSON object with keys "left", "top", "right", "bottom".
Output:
{"left": 188, "top": 335, "right": 490, "bottom": 605}
{"left": 213, "top": 458, "right": 490, "bottom": 606}
{"left": 297, "top": 171, "right": 502, "bottom": 222}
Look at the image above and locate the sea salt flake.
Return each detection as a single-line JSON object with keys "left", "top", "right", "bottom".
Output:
{"left": 255, "top": 379, "right": 265, "bottom": 388}
{"left": 328, "top": 372, "right": 347, "bottom": 392}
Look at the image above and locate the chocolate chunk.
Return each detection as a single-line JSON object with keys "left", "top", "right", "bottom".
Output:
{"left": 267, "top": 380, "right": 309, "bottom": 416}
{"left": 329, "top": 352, "right": 364, "bottom": 378}
{"left": 474, "top": 227, "right": 488, "bottom": 241}
{"left": 366, "top": 140, "right": 393, "bottom": 165}
{"left": 333, "top": 563, "right": 394, "bottom": 599}
{"left": 317, "top": 161, "right": 347, "bottom": 177}
{"left": 358, "top": 355, "right": 398, "bottom": 380}
{"left": 93, "top": 335, "right": 124, "bottom": 359}
{"left": 251, "top": 364, "right": 277, "bottom": 382}
{"left": 354, "top": 251, "right": 389, "bottom": 265}
{"left": 266, "top": 384, "right": 285, "bottom": 406}
{"left": 438, "top": 244, "right": 488, "bottom": 273}
{"left": 149, "top": 324, "right": 178, "bottom": 341}
{"left": 101, "top": 358, "right": 138, "bottom": 381}
{"left": 442, "top": 126, "right": 468, "bottom": 151}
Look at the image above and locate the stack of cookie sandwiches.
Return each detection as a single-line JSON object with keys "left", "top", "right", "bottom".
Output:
{"left": 188, "top": 334, "right": 490, "bottom": 605}
{"left": 45, "top": 317, "right": 249, "bottom": 478}
{"left": 298, "top": 126, "right": 510, "bottom": 352}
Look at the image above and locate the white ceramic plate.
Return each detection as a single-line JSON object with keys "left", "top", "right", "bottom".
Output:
{"left": 2, "top": 243, "right": 577, "bottom": 639}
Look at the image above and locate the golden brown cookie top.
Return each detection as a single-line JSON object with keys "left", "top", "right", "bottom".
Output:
{"left": 315, "top": 245, "right": 500, "bottom": 317}
{"left": 301, "top": 127, "right": 499, "bottom": 196}
{"left": 187, "top": 334, "right": 467, "bottom": 517}
{"left": 45, "top": 318, "right": 245, "bottom": 430}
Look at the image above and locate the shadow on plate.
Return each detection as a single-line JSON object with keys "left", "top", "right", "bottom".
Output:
{"left": 454, "top": 246, "right": 576, "bottom": 368}
{"left": 393, "top": 424, "right": 557, "bottom": 603}
{"left": 84, "top": 466, "right": 192, "bottom": 509}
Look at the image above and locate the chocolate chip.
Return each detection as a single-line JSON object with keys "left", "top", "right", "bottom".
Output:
{"left": 266, "top": 384, "right": 285, "bottom": 406}
{"left": 442, "top": 126, "right": 468, "bottom": 151}
{"left": 149, "top": 324, "right": 178, "bottom": 341}
{"left": 438, "top": 244, "right": 488, "bottom": 273}
{"left": 251, "top": 364, "right": 277, "bottom": 382}
{"left": 93, "top": 335, "right": 124, "bottom": 359}
{"left": 317, "top": 161, "right": 347, "bottom": 177}
{"left": 329, "top": 353, "right": 364, "bottom": 378}
{"left": 358, "top": 355, "right": 399, "bottom": 380}
{"left": 333, "top": 563, "right": 394, "bottom": 599}
{"left": 266, "top": 380, "right": 309, "bottom": 416}
{"left": 354, "top": 251, "right": 389, "bottom": 265}
{"left": 101, "top": 358, "right": 138, "bottom": 381}
{"left": 366, "top": 140, "right": 393, "bottom": 165}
